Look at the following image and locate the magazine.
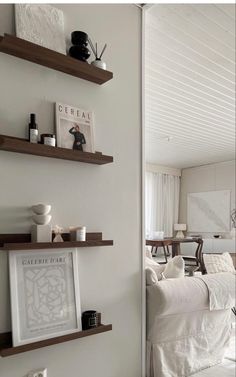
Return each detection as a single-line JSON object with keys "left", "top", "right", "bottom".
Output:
{"left": 55, "top": 102, "right": 94, "bottom": 153}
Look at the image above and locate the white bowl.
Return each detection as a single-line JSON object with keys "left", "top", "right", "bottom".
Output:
{"left": 32, "top": 204, "right": 51, "bottom": 215}
{"left": 32, "top": 214, "right": 52, "bottom": 225}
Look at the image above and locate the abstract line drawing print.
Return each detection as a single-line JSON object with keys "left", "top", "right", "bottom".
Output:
{"left": 25, "top": 264, "right": 68, "bottom": 328}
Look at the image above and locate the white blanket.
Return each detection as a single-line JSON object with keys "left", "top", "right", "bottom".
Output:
{"left": 146, "top": 273, "right": 234, "bottom": 377}
{"left": 197, "top": 272, "right": 236, "bottom": 311}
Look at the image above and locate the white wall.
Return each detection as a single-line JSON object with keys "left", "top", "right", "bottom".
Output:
{"left": 179, "top": 160, "right": 235, "bottom": 238}
{"left": 146, "top": 163, "right": 181, "bottom": 177}
{"left": 0, "top": 4, "right": 142, "bottom": 377}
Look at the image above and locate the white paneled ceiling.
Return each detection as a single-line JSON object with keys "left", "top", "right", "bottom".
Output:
{"left": 145, "top": 4, "right": 235, "bottom": 168}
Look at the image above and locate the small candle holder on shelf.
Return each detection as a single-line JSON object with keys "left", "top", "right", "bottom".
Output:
{"left": 82, "top": 311, "right": 102, "bottom": 330}
{"left": 70, "top": 226, "right": 86, "bottom": 241}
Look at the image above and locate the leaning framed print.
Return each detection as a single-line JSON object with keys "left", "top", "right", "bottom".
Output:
{"left": 9, "top": 248, "right": 82, "bottom": 346}
{"left": 55, "top": 102, "right": 95, "bottom": 153}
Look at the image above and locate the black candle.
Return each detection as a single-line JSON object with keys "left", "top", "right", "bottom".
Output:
{"left": 82, "top": 310, "right": 97, "bottom": 330}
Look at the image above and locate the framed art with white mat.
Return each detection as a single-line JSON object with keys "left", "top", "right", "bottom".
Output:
{"left": 9, "top": 248, "right": 81, "bottom": 347}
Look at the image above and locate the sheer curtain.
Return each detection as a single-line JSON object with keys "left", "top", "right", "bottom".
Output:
{"left": 145, "top": 171, "right": 180, "bottom": 237}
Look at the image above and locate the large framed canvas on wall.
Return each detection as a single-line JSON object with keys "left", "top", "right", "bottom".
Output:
{"left": 187, "top": 190, "right": 231, "bottom": 233}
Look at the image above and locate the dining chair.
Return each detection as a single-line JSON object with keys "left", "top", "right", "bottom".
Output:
{"left": 181, "top": 239, "right": 204, "bottom": 274}
{"left": 151, "top": 240, "right": 172, "bottom": 264}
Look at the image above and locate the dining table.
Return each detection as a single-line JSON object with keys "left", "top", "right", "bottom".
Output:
{"left": 146, "top": 237, "right": 202, "bottom": 258}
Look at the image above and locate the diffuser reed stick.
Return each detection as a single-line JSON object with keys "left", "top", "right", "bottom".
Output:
{"left": 88, "top": 38, "right": 107, "bottom": 61}
{"left": 88, "top": 38, "right": 96, "bottom": 57}
{"left": 99, "top": 44, "right": 107, "bottom": 59}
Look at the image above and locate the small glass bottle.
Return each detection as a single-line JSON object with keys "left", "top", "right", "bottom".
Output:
{"left": 29, "top": 113, "right": 38, "bottom": 143}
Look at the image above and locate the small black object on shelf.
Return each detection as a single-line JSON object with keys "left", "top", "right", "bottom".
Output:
{"left": 69, "top": 31, "right": 91, "bottom": 62}
{"left": 82, "top": 310, "right": 98, "bottom": 330}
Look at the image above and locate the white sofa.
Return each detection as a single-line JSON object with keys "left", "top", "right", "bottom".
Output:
{"left": 146, "top": 273, "right": 235, "bottom": 377}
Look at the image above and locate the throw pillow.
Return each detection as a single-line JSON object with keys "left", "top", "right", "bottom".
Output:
{"left": 146, "top": 267, "right": 159, "bottom": 285}
{"left": 163, "top": 256, "right": 185, "bottom": 279}
{"left": 145, "top": 257, "right": 165, "bottom": 280}
{"left": 203, "top": 252, "right": 235, "bottom": 274}
{"left": 145, "top": 256, "right": 185, "bottom": 281}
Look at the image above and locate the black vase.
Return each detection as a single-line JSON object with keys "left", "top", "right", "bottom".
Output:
{"left": 69, "top": 31, "right": 91, "bottom": 62}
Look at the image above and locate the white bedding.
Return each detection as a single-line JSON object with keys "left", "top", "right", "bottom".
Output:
{"left": 146, "top": 273, "right": 234, "bottom": 377}
{"left": 197, "top": 272, "right": 236, "bottom": 311}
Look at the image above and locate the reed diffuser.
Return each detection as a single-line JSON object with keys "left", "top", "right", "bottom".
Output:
{"left": 88, "top": 38, "right": 107, "bottom": 70}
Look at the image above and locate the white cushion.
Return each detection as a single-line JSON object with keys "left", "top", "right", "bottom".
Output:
{"left": 163, "top": 256, "right": 185, "bottom": 279}
{"left": 145, "top": 257, "right": 165, "bottom": 280}
{"left": 145, "top": 256, "right": 185, "bottom": 281}
{"left": 146, "top": 267, "right": 159, "bottom": 286}
{"left": 203, "top": 253, "right": 235, "bottom": 274}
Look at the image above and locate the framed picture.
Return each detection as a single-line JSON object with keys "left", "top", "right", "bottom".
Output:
{"left": 9, "top": 248, "right": 82, "bottom": 347}
{"left": 55, "top": 102, "right": 95, "bottom": 153}
{"left": 15, "top": 4, "right": 66, "bottom": 54}
{"left": 187, "top": 190, "right": 231, "bottom": 232}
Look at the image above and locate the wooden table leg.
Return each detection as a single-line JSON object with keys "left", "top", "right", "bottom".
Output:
{"left": 171, "top": 243, "right": 180, "bottom": 257}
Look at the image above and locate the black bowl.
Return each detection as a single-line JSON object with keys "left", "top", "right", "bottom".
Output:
{"left": 71, "top": 31, "right": 88, "bottom": 45}
{"left": 69, "top": 45, "right": 90, "bottom": 61}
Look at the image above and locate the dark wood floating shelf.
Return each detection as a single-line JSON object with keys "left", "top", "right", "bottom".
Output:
{"left": 0, "top": 135, "right": 113, "bottom": 165}
{"left": 0, "top": 34, "right": 113, "bottom": 85}
{"left": 0, "top": 232, "right": 113, "bottom": 251}
{"left": 0, "top": 324, "right": 112, "bottom": 357}
{"left": 1, "top": 240, "right": 113, "bottom": 251}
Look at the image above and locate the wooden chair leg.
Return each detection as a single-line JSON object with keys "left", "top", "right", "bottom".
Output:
{"left": 196, "top": 241, "right": 204, "bottom": 274}
{"left": 166, "top": 245, "right": 170, "bottom": 256}
{"left": 163, "top": 246, "right": 168, "bottom": 263}
{"left": 151, "top": 246, "right": 158, "bottom": 256}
